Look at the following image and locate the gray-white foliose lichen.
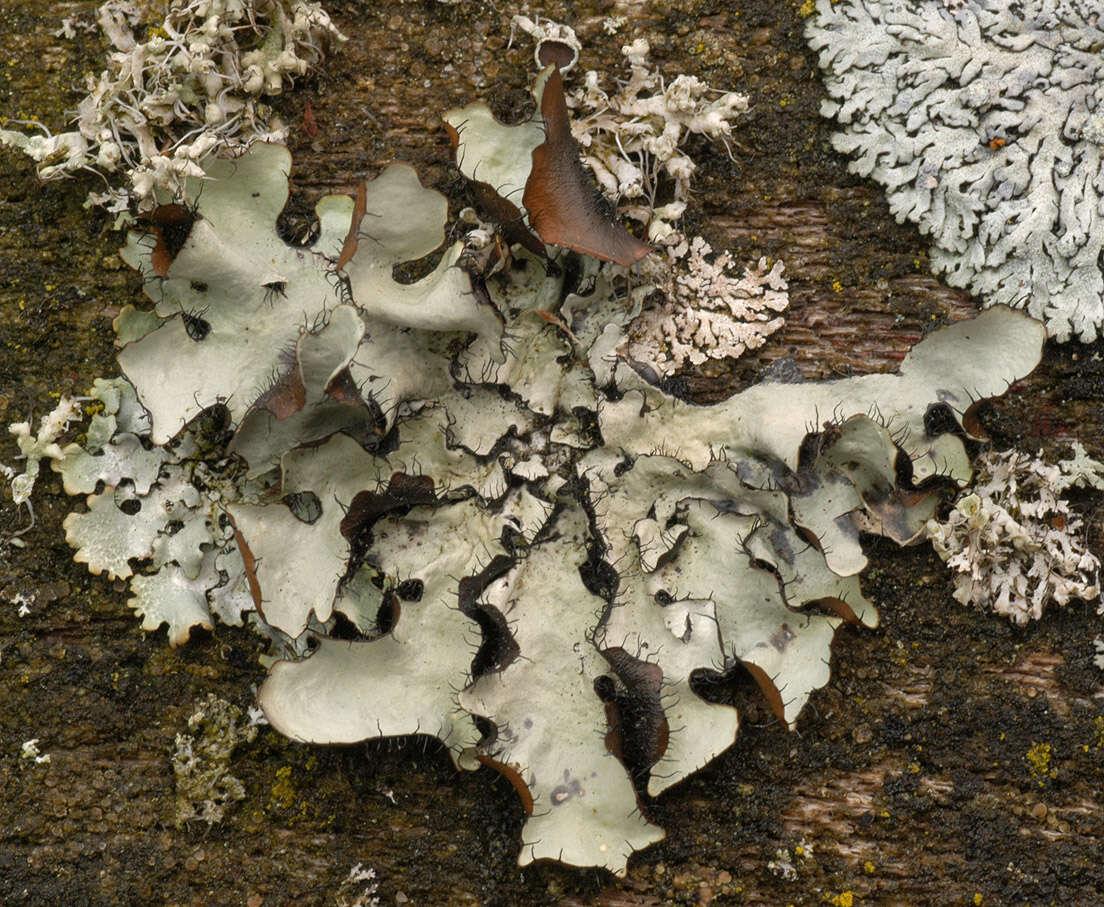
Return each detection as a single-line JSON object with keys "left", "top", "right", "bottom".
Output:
{"left": 806, "top": 0, "right": 1104, "bottom": 341}
{"left": 43, "top": 42, "right": 1049, "bottom": 876}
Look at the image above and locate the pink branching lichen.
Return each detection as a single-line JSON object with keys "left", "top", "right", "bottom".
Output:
{"left": 625, "top": 238, "right": 789, "bottom": 376}
{"left": 925, "top": 444, "right": 1104, "bottom": 624}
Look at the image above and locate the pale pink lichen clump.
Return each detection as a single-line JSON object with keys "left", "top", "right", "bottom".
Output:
{"left": 925, "top": 444, "right": 1104, "bottom": 624}
{"left": 626, "top": 238, "right": 788, "bottom": 376}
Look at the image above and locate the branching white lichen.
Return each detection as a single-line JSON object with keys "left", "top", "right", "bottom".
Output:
{"left": 0, "top": 0, "right": 344, "bottom": 211}
{"left": 565, "top": 33, "right": 785, "bottom": 376}
{"left": 806, "top": 0, "right": 1104, "bottom": 341}
{"left": 8, "top": 591, "right": 34, "bottom": 618}
{"left": 5, "top": 396, "right": 83, "bottom": 539}
{"left": 567, "top": 37, "right": 747, "bottom": 217}
{"left": 625, "top": 237, "right": 789, "bottom": 376}
{"left": 172, "top": 693, "right": 257, "bottom": 826}
{"left": 925, "top": 443, "right": 1104, "bottom": 624}
{"left": 20, "top": 738, "right": 51, "bottom": 764}
{"left": 334, "top": 864, "right": 380, "bottom": 907}
{"left": 510, "top": 14, "right": 582, "bottom": 72}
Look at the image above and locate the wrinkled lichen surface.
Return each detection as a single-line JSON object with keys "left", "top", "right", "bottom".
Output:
{"left": 806, "top": 0, "right": 1104, "bottom": 341}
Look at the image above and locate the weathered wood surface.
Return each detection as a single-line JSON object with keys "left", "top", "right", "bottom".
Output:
{"left": 2, "top": 2, "right": 1102, "bottom": 905}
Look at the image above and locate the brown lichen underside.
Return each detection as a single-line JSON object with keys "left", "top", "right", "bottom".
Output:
{"left": 523, "top": 68, "right": 652, "bottom": 266}
{"left": 2, "top": 1, "right": 1103, "bottom": 905}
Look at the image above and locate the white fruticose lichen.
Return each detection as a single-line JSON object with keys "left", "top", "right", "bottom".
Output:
{"left": 567, "top": 36, "right": 747, "bottom": 215}
{"left": 9, "top": 591, "right": 34, "bottom": 617}
{"left": 0, "top": 0, "right": 344, "bottom": 211}
{"left": 806, "top": 0, "right": 1104, "bottom": 341}
{"left": 925, "top": 443, "right": 1104, "bottom": 624}
{"left": 560, "top": 30, "right": 783, "bottom": 373}
{"left": 44, "top": 46, "right": 1050, "bottom": 874}
{"left": 510, "top": 14, "right": 582, "bottom": 72}
{"left": 5, "top": 396, "right": 84, "bottom": 540}
{"left": 8, "top": 396, "right": 83, "bottom": 506}
{"left": 334, "top": 864, "right": 380, "bottom": 907}
{"left": 767, "top": 840, "right": 813, "bottom": 881}
{"left": 20, "top": 738, "right": 51, "bottom": 764}
{"left": 172, "top": 694, "right": 258, "bottom": 826}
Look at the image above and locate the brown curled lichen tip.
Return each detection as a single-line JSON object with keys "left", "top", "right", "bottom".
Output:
{"left": 536, "top": 39, "right": 578, "bottom": 71}
{"left": 251, "top": 366, "right": 307, "bottom": 420}
{"left": 339, "top": 472, "right": 437, "bottom": 543}
{"left": 741, "top": 662, "right": 788, "bottom": 723}
{"left": 523, "top": 68, "right": 652, "bottom": 267}
{"left": 470, "top": 179, "right": 547, "bottom": 260}
{"left": 477, "top": 754, "right": 534, "bottom": 814}
{"left": 601, "top": 647, "right": 669, "bottom": 770}
{"left": 227, "top": 516, "right": 264, "bottom": 611}
{"left": 447, "top": 112, "right": 546, "bottom": 260}
{"left": 143, "top": 203, "right": 196, "bottom": 277}
{"left": 336, "top": 180, "right": 368, "bottom": 271}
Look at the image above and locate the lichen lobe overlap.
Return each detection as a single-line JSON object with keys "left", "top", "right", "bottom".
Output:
{"left": 60, "top": 122, "right": 1045, "bottom": 874}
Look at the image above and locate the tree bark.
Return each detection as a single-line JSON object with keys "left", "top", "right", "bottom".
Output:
{"left": 1, "top": 2, "right": 1102, "bottom": 905}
